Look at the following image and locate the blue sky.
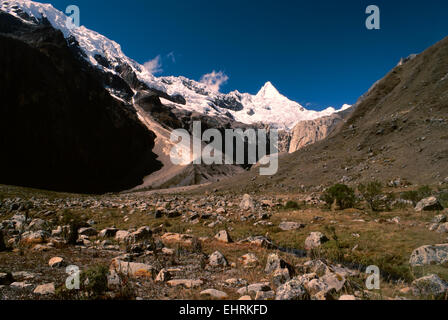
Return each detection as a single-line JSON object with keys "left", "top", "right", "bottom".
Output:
{"left": 48, "top": 0, "right": 448, "bottom": 110}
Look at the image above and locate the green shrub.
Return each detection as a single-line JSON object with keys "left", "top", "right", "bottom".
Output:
{"left": 358, "top": 181, "right": 383, "bottom": 211}
{"left": 284, "top": 200, "right": 300, "bottom": 210}
{"left": 439, "top": 190, "right": 448, "bottom": 208}
{"left": 417, "top": 185, "right": 432, "bottom": 199}
{"left": 321, "top": 184, "right": 356, "bottom": 210}
{"left": 80, "top": 265, "right": 109, "bottom": 299}
{"left": 401, "top": 190, "right": 419, "bottom": 206}
{"left": 60, "top": 210, "right": 85, "bottom": 245}
{"left": 401, "top": 185, "right": 433, "bottom": 206}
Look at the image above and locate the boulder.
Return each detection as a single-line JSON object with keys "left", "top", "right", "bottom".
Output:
{"left": 33, "top": 283, "right": 55, "bottom": 295}
{"left": 436, "top": 223, "right": 448, "bottom": 233}
{"left": 48, "top": 257, "right": 65, "bottom": 268}
{"left": 200, "top": 289, "right": 228, "bottom": 299}
{"left": 339, "top": 295, "right": 358, "bottom": 300}
{"left": 279, "top": 221, "right": 304, "bottom": 231}
{"left": 239, "top": 253, "right": 258, "bottom": 267}
{"left": 237, "top": 282, "right": 271, "bottom": 295}
{"left": 255, "top": 290, "right": 276, "bottom": 300}
{"left": 275, "top": 279, "right": 308, "bottom": 300}
{"left": 10, "top": 282, "right": 33, "bottom": 289}
{"left": 265, "top": 254, "right": 294, "bottom": 275}
{"left": 240, "top": 194, "right": 255, "bottom": 211}
{"left": 239, "top": 236, "right": 276, "bottom": 249}
{"left": 225, "top": 278, "right": 248, "bottom": 287}
{"left": 215, "top": 230, "right": 232, "bottom": 243}
{"left": 129, "top": 226, "right": 152, "bottom": 242}
{"left": 415, "top": 197, "right": 443, "bottom": 212}
{"left": 110, "top": 259, "right": 155, "bottom": 279}
{"left": 155, "top": 269, "right": 171, "bottom": 282}
{"left": 305, "top": 278, "right": 329, "bottom": 295}
{"left": 98, "top": 228, "right": 118, "bottom": 238}
{"left": 115, "top": 230, "right": 130, "bottom": 242}
{"left": 161, "top": 232, "right": 193, "bottom": 244}
{"left": 432, "top": 214, "right": 447, "bottom": 224}
{"left": 167, "top": 279, "right": 203, "bottom": 288}
{"left": 304, "top": 232, "right": 329, "bottom": 250}
{"left": 20, "top": 230, "right": 49, "bottom": 245}
{"left": 78, "top": 227, "right": 98, "bottom": 236}
{"left": 302, "top": 260, "right": 332, "bottom": 276}
{"left": 27, "top": 219, "right": 48, "bottom": 232}
{"left": 320, "top": 273, "right": 346, "bottom": 292}
{"left": 272, "top": 268, "right": 291, "bottom": 287}
{"left": 409, "top": 244, "right": 448, "bottom": 266}
{"left": 412, "top": 274, "right": 448, "bottom": 297}
{"left": 209, "top": 251, "right": 228, "bottom": 267}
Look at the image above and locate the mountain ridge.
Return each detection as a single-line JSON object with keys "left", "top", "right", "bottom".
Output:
{"left": 1, "top": 0, "right": 350, "bottom": 130}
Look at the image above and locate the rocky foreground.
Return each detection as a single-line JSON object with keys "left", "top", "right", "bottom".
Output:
{"left": 0, "top": 185, "right": 447, "bottom": 300}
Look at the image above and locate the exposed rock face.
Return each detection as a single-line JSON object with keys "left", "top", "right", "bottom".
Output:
{"left": 0, "top": 13, "right": 161, "bottom": 193}
{"left": 289, "top": 113, "right": 344, "bottom": 153}
{"left": 289, "top": 107, "right": 354, "bottom": 153}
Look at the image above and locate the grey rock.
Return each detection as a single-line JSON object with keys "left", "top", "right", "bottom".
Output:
{"left": 239, "top": 194, "right": 255, "bottom": 211}
{"left": 415, "top": 197, "right": 443, "bottom": 212}
{"left": 412, "top": 274, "right": 448, "bottom": 297}
{"left": 215, "top": 230, "right": 232, "bottom": 243}
{"left": 279, "top": 221, "right": 304, "bottom": 231}
{"left": 78, "top": 227, "right": 98, "bottom": 236}
{"left": 409, "top": 244, "right": 448, "bottom": 266}
{"left": 275, "top": 279, "right": 308, "bottom": 300}
{"left": 209, "top": 251, "right": 228, "bottom": 267}
{"left": 304, "top": 232, "right": 329, "bottom": 250}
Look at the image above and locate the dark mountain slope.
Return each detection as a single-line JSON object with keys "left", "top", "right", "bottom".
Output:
{"left": 210, "top": 36, "right": 448, "bottom": 193}
{"left": 0, "top": 14, "right": 162, "bottom": 193}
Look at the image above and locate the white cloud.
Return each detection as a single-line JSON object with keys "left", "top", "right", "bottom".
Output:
{"left": 167, "top": 51, "right": 176, "bottom": 63}
{"left": 200, "top": 70, "right": 229, "bottom": 92}
{"left": 144, "top": 55, "right": 163, "bottom": 75}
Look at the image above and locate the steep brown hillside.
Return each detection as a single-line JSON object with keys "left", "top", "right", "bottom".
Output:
{"left": 210, "top": 36, "right": 448, "bottom": 193}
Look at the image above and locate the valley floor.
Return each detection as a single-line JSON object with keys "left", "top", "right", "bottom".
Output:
{"left": 0, "top": 184, "right": 447, "bottom": 300}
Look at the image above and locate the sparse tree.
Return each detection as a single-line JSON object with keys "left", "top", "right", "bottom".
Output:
{"left": 321, "top": 184, "right": 356, "bottom": 210}
{"left": 358, "top": 181, "right": 383, "bottom": 211}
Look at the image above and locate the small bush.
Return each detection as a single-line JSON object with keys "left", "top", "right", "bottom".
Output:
{"left": 321, "top": 184, "right": 356, "bottom": 210}
{"left": 401, "top": 190, "right": 419, "bottom": 206}
{"left": 439, "top": 190, "right": 448, "bottom": 208}
{"left": 190, "top": 236, "right": 203, "bottom": 254}
{"left": 60, "top": 210, "right": 85, "bottom": 245}
{"left": 284, "top": 201, "right": 300, "bottom": 210}
{"left": 80, "top": 265, "right": 109, "bottom": 299}
{"left": 401, "top": 185, "right": 433, "bottom": 206}
{"left": 417, "top": 185, "right": 432, "bottom": 199}
{"left": 358, "top": 181, "right": 383, "bottom": 211}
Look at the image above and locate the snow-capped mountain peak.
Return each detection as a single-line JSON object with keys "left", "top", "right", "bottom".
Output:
{"left": 256, "top": 81, "right": 281, "bottom": 99}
